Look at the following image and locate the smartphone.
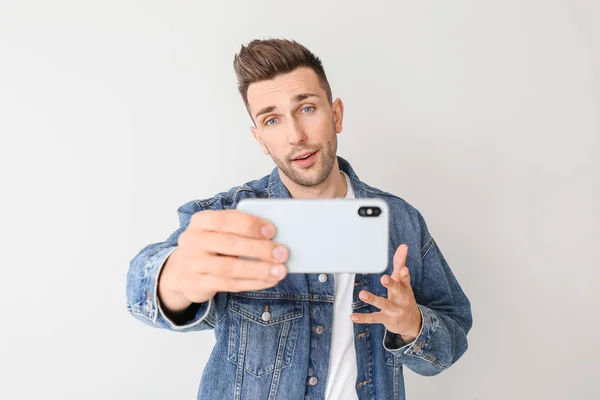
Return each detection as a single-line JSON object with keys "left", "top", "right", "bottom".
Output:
{"left": 236, "top": 198, "right": 389, "bottom": 274}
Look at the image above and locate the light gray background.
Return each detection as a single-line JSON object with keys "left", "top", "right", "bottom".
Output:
{"left": 1, "top": 1, "right": 598, "bottom": 399}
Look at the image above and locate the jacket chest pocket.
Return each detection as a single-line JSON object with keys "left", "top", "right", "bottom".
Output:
{"left": 228, "top": 295, "right": 303, "bottom": 377}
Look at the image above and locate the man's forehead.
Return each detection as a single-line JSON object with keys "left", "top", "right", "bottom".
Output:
{"left": 247, "top": 67, "right": 323, "bottom": 111}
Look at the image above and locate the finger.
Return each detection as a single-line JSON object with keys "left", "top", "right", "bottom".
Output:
{"left": 191, "top": 209, "right": 276, "bottom": 239}
{"left": 380, "top": 274, "right": 403, "bottom": 298}
{"left": 200, "top": 231, "right": 289, "bottom": 263}
{"left": 350, "top": 311, "right": 386, "bottom": 324}
{"left": 192, "top": 274, "right": 281, "bottom": 294}
{"left": 398, "top": 266, "right": 412, "bottom": 288}
{"left": 391, "top": 266, "right": 412, "bottom": 290}
{"left": 392, "top": 244, "right": 408, "bottom": 281}
{"left": 358, "top": 290, "right": 392, "bottom": 311}
{"left": 203, "top": 255, "right": 288, "bottom": 281}
{"left": 382, "top": 273, "right": 413, "bottom": 309}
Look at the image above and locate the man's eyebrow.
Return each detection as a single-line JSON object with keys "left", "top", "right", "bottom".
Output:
{"left": 255, "top": 106, "right": 276, "bottom": 120}
{"left": 254, "top": 93, "right": 320, "bottom": 120}
{"left": 292, "top": 93, "right": 319, "bottom": 102}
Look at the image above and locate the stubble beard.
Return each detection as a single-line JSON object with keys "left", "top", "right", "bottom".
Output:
{"left": 269, "top": 131, "right": 338, "bottom": 188}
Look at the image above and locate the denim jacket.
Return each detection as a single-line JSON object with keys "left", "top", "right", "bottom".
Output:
{"left": 126, "top": 156, "right": 473, "bottom": 400}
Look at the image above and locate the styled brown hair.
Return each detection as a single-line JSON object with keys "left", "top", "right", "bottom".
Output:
{"left": 233, "top": 39, "right": 333, "bottom": 110}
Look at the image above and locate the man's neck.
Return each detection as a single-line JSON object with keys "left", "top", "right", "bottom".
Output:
{"left": 280, "top": 162, "right": 348, "bottom": 199}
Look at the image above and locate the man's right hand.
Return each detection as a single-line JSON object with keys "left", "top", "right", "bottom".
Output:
{"left": 157, "top": 209, "right": 289, "bottom": 314}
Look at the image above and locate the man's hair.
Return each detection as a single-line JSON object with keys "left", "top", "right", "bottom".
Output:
{"left": 233, "top": 38, "right": 333, "bottom": 110}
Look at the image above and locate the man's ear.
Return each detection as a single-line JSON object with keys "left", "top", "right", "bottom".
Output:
{"left": 250, "top": 126, "right": 270, "bottom": 155}
{"left": 332, "top": 98, "right": 344, "bottom": 134}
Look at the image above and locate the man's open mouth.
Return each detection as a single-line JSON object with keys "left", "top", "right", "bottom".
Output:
{"left": 292, "top": 151, "right": 316, "bottom": 161}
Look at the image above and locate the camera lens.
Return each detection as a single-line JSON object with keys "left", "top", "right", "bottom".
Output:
{"left": 358, "top": 207, "right": 366, "bottom": 216}
{"left": 373, "top": 208, "right": 381, "bottom": 216}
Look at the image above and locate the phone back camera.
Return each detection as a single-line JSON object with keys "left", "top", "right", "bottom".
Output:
{"left": 358, "top": 207, "right": 381, "bottom": 217}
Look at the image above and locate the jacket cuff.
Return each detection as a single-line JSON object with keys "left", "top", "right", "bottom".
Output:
{"left": 382, "top": 304, "right": 433, "bottom": 356}
{"left": 129, "top": 245, "right": 213, "bottom": 331}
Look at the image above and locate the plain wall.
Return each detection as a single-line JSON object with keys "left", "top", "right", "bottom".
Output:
{"left": 1, "top": 1, "right": 598, "bottom": 399}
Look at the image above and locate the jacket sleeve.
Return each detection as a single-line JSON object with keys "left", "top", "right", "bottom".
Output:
{"left": 382, "top": 213, "right": 473, "bottom": 376}
{"left": 125, "top": 199, "right": 225, "bottom": 333}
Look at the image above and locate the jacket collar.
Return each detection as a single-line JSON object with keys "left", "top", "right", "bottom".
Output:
{"left": 267, "top": 156, "right": 368, "bottom": 199}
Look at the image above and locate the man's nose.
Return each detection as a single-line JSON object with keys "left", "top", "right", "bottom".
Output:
{"left": 287, "top": 118, "right": 307, "bottom": 145}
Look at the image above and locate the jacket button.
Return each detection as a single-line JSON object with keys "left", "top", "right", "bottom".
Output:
{"left": 309, "top": 376, "right": 318, "bottom": 386}
{"left": 318, "top": 273, "right": 328, "bottom": 283}
{"left": 261, "top": 311, "right": 271, "bottom": 322}
{"left": 316, "top": 325, "right": 324, "bottom": 334}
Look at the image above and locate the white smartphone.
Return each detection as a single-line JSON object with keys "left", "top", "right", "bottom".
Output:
{"left": 236, "top": 198, "right": 389, "bottom": 274}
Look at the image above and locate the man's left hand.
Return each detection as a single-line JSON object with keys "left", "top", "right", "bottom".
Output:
{"left": 350, "top": 244, "right": 423, "bottom": 344}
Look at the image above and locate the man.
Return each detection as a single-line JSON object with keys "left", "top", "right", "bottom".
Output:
{"left": 126, "top": 38, "right": 472, "bottom": 400}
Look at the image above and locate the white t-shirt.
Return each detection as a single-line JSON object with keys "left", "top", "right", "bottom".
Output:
{"left": 324, "top": 171, "right": 359, "bottom": 400}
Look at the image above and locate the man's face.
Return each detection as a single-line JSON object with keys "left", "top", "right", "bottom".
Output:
{"left": 247, "top": 67, "right": 344, "bottom": 187}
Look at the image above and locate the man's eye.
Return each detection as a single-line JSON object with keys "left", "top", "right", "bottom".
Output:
{"left": 302, "top": 106, "right": 315, "bottom": 113}
{"left": 265, "top": 118, "right": 278, "bottom": 126}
